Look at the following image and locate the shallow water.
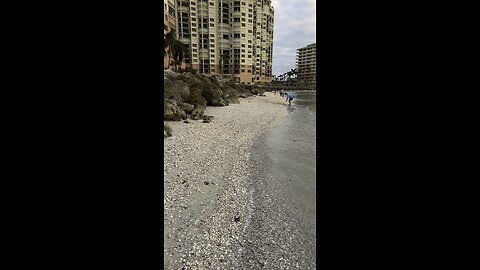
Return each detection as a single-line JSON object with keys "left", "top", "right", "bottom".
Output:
{"left": 267, "top": 91, "right": 317, "bottom": 226}
{"left": 242, "top": 92, "right": 317, "bottom": 268}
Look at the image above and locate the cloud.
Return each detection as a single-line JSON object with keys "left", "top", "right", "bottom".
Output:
{"left": 271, "top": 0, "right": 316, "bottom": 76}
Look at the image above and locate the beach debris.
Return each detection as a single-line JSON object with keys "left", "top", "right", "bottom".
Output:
{"left": 164, "top": 124, "right": 172, "bottom": 137}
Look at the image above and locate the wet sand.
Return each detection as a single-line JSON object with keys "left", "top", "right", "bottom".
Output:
{"left": 240, "top": 92, "right": 316, "bottom": 269}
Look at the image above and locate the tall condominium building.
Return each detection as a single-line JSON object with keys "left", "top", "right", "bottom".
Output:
{"left": 296, "top": 43, "right": 316, "bottom": 89}
{"left": 164, "top": 0, "right": 177, "bottom": 68}
{"left": 174, "top": 0, "right": 274, "bottom": 84}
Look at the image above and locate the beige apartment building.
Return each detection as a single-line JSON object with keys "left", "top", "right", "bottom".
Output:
{"left": 171, "top": 0, "right": 274, "bottom": 84}
{"left": 296, "top": 43, "right": 316, "bottom": 89}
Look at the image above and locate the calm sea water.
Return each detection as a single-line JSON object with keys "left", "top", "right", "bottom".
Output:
{"left": 267, "top": 91, "right": 316, "bottom": 226}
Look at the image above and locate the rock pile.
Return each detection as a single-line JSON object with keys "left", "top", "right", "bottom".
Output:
{"left": 164, "top": 70, "right": 267, "bottom": 122}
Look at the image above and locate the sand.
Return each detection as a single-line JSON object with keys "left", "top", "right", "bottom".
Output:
{"left": 164, "top": 92, "right": 289, "bottom": 269}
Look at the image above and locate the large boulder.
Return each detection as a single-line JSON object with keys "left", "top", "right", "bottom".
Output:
{"left": 227, "top": 82, "right": 252, "bottom": 98}
{"left": 219, "top": 82, "right": 240, "bottom": 104}
{"left": 164, "top": 98, "right": 182, "bottom": 121}
{"left": 191, "top": 104, "right": 206, "bottom": 120}
{"left": 189, "top": 87, "right": 207, "bottom": 107}
{"left": 164, "top": 80, "right": 190, "bottom": 105}
{"left": 180, "top": 102, "right": 195, "bottom": 114}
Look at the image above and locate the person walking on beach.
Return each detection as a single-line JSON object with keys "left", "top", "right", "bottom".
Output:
{"left": 286, "top": 93, "right": 294, "bottom": 106}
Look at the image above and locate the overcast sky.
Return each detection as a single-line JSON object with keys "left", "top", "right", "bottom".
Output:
{"left": 271, "top": 0, "right": 316, "bottom": 76}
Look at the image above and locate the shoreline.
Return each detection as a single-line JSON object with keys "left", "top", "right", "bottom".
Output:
{"left": 164, "top": 92, "right": 288, "bottom": 269}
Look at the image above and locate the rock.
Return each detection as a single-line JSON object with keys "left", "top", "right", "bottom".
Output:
{"left": 164, "top": 124, "right": 172, "bottom": 137}
{"left": 164, "top": 98, "right": 182, "bottom": 121}
{"left": 191, "top": 104, "right": 206, "bottom": 120}
{"left": 164, "top": 80, "right": 190, "bottom": 104}
{"left": 181, "top": 103, "right": 195, "bottom": 114}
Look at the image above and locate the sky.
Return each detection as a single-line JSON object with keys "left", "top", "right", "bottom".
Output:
{"left": 271, "top": 0, "right": 316, "bottom": 76}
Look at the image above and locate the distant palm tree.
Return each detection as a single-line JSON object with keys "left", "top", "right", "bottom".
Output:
{"left": 290, "top": 68, "right": 297, "bottom": 78}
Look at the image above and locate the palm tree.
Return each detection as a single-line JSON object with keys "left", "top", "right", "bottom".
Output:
{"left": 164, "top": 31, "right": 176, "bottom": 69}
{"left": 165, "top": 30, "right": 189, "bottom": 71}
{"left": 172, "top": 40, "right": 187, "bottom": 71}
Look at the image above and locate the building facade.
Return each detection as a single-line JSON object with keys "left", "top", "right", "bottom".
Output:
{"left": 171, "top": 0, "right": 274, "bottom": 84}
{"left": 296, "top": 43, "right": 316, "bottom": 89}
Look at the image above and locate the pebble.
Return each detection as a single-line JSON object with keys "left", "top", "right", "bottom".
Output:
{"left": 163, "top": 93, "right": 304, "bottom": 269}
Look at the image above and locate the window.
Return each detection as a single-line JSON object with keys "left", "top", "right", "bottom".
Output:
{"left": 223, "top": 34, "right": 229, "bottom": 39}
{"left": 241, "top": 18, "right": 246, "bottom": 22}
{"left": 193, "top": 44, "right": 197, "bottom": 47}
{"left": 241, "top": 12, "right": 246, "bottom": 16}
{"left": 192, "top": 12, "right": 196, "bottom": 16}
{"left": 241, "top": 2, "right": 246, "bottom": 5}
{"left": 192, "top": 23, "right": 197, "bottom": 26}
{"left": 241, "top": 23, "right": 245, "bottom": 27}
{"left": 248, "top": 40, "right": 252, "bottom": 43}
{"left": 241, "top": 69, "right": 245, "bottom": 72}
{"left": 241, "top": 54, "right": 245, "bottom": 58}
{"left": 191, "top": 7, "right": 196, "bottom": 11}
{"left": 248, "top": 19, "right": 252, "bottom": 23}
{"left": 210, "top": 2, "right": 214, "bottom": 5}
{"left": 210, "top": 18, "right": 214, "bottom": 22}
{"left": 248, "top": 14, "right": 252, "bottom": 18}
{"left": 193, "top": 54, "right": 198, "bottom": 57}
{"left": 241, "top": 44, "right": 245, "bottom": 47}
{"left": 211, "top": 49, "right": 215, "bottom": 52}
{"left": 211, "top": 54, "right": 215, "bottom": 58}
{"left": 193, "top": 49, "right": 198, "bottom": 52}
{"left": 241, "top": 34, "right": 246, "bottom": 37}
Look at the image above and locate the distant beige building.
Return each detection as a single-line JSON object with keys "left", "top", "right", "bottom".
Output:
{"left": 296, "top": 43, "right": 316, "bottom": 89}
{"left": 171, "top": 0, "right": 274, "bottom": 84}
